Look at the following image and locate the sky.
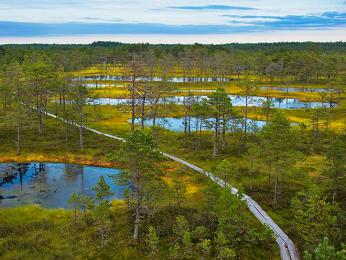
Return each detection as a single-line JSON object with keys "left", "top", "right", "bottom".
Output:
{"left": 0, "top": 0, "right": 346, "bottom": 44}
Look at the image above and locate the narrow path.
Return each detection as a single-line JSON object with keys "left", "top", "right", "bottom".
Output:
{"left": 45, "top": 111, "right": 300, "bottom": 260}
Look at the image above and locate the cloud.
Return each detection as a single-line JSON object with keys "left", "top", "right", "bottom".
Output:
{"left": 0, "top": 0, "right": 82, "bottom": 6}
{"left": 82, "top": 17, "right": 122, "bottom": 22}
{"left": 83, "top": 17, "right": 101, "bottom": 20}
{"left": 224, "top": 15, "right": 279, "bottom": 19}
{"left": 224, "top": 12, "right": 346, "bottom": 29}
{"left": 170, "top": 5, "right": 256, "bottom": 11}
{"left": 0, "top": 0, "right": 83, "bottom": 9}
{"left": 1, "top": 12, "right": 346, "bottom": 38}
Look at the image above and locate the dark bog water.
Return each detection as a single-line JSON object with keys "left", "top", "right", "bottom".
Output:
{"left": 0, "top": 163, "right": 125, "bottom": 208}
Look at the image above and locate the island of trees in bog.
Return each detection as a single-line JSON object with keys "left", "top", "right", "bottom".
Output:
{"left": 0, "top": 42, "right": 345, "bottom": 259}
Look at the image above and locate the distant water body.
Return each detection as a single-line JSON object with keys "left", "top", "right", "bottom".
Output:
{"left": 89, "top": 95, "right": 333, "bottom": 109}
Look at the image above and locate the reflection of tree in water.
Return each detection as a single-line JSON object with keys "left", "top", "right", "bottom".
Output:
{"left": 64, "top": 164, "right": 84, "bottom": 185}
{"left": 29, "top": 163, "right": 51, "bottom": 201}
{"left": 0, "top": 163, "right": 30, "bottom": 187}
{"left": 32, "top": 163, "right": 46, "bottom": 179}
{"left": 33, "top": 163, "right": 46, "bottom": 174}
{"left": 18, "top": 163, "right": 31, "bottom": 189}
{"left": 31, "top": 163, "right": 48, "bottom": 188}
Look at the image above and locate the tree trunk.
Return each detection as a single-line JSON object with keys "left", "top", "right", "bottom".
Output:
{"left": 152, "top": 98, "right": 159, "bottom": 126}
{"left": 59, "top": 92, "right": 62, "bottom": 107}
{"left": 130, "top": 78, "right": 136, "bottom": 131}
{"left": 79, "top": 125, "right": 83, "bottom": 150}
{"left": 62, "top": 88, "right": 66, "bottom": 113}
{"left": 65, "top": 112, "right": 69, "bottom": 146}
{"left": 332, "top": 190, "right": 337, "bottom": 204}
{"left": 131, "top": 89, "right": 135, "bottom": 131}
{"left": 133, "top": 171, "right": 141, "bottom": 240}
{"left": 133, "top": 200, "right": 140, "bottom": 240}
{"left": 213, "top": 117, "right": 219, "bottom": 157}
{"left": 188, "top": 110, "right": 191, "bottom": 135}
{"left": 37, "top": 95, "right": 43, "bottom": 136}
{"left": 199, "top": 118, "right": 202, "bottom": 146}
{"left": 74, "top": 206, "right": 77, "bottom": 222}
{"left": 16, "top": 121, "right": 21, "bottom": 155}
{"left": 184, "top": 108, "right": 188, "bottom": 145}
{"left": 221, "top": 115, "right": 226, "bottom": 151}
{"left": 141, "top": 95, "right": 146, "bottom": 129}
{"left": 79, "top": 109, "right": 84, "bottom": 150}
{"left": 195, "top": 114, "right": 199, "bottom": 133}
{"left": 38, "top": 109, "right": 43, "bottom": 135}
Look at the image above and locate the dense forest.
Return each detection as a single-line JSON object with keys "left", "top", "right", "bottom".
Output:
{"left": 0, "top": 42, "right": 345, "bottom": 259}
{"left": 1, "top": 41, "right": 346, "bottom": 81}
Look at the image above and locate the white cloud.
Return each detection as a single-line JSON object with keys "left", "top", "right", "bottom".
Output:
{"left": 0, "top": 0, "right": 344, "bottom": 24}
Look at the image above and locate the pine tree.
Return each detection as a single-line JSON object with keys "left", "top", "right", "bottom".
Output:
{"left": 291, "top": 187, "right": 338, "bottom": 251}
{"left": 203, "top": 88, "right": 233, "bottom": 157}
{"left": 92, "top": 176, "right": 114, "bottom": 246}
{"left": 215, "top": 159, "right": 235, "bottom": 187}
{"left": 93, "top": 176, "right": 113, "bottom": 203}
{"left": 117, "top": 130, "right": 161, "bottom": 240}
{"left": 260, "top": 112, "right": 301, "bottom": 205}
{"left": 303, "top": 237, "right": 346, "bottom": 260}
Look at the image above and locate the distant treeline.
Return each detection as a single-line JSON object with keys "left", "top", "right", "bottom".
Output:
{"left": 1, "top": 41, "right": 346, "bottom": 83}
{"left": 2, "top": 41, "right": 346, "bottom": 51}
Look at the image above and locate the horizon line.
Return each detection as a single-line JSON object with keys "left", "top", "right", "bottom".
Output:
{"left": 1, "top": 30, "right": 346, "bottom": 45}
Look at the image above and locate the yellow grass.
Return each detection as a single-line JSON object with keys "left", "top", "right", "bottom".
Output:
{"left": 0, "top": 153, "right": 119, "bottom": 168}
{"left": 296, "top": 155, "right": 326, "bottom": 177}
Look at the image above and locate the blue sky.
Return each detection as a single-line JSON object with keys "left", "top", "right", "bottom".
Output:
{"left": 0, "top": 0, "right": 346, "bottom": 43}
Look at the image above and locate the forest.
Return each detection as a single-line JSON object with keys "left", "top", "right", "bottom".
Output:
{"left": 0, "top": 42, "right": 345, "bottom": 259}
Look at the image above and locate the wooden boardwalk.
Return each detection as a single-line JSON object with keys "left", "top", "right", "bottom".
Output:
{"left": 45, "top": 111, "right": 300, "bottom": 260}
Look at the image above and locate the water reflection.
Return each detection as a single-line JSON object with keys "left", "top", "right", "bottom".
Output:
{"left": 75, "top": 75, "right": 231, "bottom": 83}
{"left": 259, "top": 86, "right": 330, "bottom": 93}
{"left": 132, "top": 117, "right": 268, "bottom": 133}
{"left": 89, "top": 95, "right": 333, "bottom": 109}
{"left": 0, "top": 163, "right": 124, "bottom": 208}
{"left": 175, "top": 89, "right": 216, "bottom": 93}
{"left": 84, "top": 83, "right": 125, "bottom": 88}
